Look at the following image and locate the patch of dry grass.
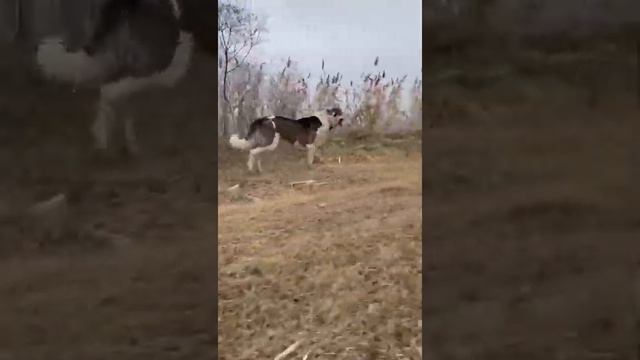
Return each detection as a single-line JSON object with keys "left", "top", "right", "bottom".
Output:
{"left": 0, "top": 57, "right": 217, "bottom": 359}
{"left": 218, "top": 136, "right": 422, "bottom": 359}
{"left": 424, "top": 81, "right": 638, "bottom": 358}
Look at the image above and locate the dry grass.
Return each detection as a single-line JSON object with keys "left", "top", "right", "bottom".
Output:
{"left": 424, "top": 73, "right": 639, "bottom": 358}
{"left": 0, "top": 161, "right": 218, "bottom": 359}
{"left": 218, "top": 134, "right": 422, "bottom": 359}
{"left": 0, "top": 238, "right": 216, "bottom": 360}
{"left": 0, "top": 57, "right": 217, "bottom": 359}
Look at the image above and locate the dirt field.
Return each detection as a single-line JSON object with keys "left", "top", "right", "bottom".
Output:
{"left": 424, "top": 74, "right": 639, "bottom": 359}
{"left": 0, "top": 159, "right": 218, "bottom": 360}
{"left": 2, "top": 46, "right": 640, "bottom": 359}
{"left": 217, "top": 133, "right": 423, "bottom": 359}
{"left": 0, "top": 57, "right": 218, "bottom": 359}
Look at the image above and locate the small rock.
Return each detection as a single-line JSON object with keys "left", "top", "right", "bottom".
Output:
{"left": 367, "top": 303, "right": 380, "bottom": 314}
{"left": 98, "top": 295, "right": 118, "bottom": 307}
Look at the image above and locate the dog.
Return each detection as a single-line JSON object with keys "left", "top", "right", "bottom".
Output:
{"left": 229, "top": 107, "right": 344, "bottom": 173}
{"left": 29, "top": 0, "right": 216, "bottom": 157}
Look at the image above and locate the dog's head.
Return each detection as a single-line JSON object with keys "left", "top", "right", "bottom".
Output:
{"left": 326, "top": 107, "right": 344, "bottom": 130}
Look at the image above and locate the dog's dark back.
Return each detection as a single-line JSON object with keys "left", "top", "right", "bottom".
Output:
{"left": 297, "top": 116, "right": 323, "bottom": 130}
{"left": 244, "top": 115, "right": 324, "bottom": 148}
{"left": 247, "top": 117, "right": 271, "bottom": 137}
{"left": 273, "top": 116, "right": 322, "bottom": 146}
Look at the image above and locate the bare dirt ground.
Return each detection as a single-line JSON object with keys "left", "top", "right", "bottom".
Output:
{"left": 0, "top": 59, "right": 217, "bottom": 359}
{"left": 0, "top": 158, "right": 218, "bottom": 360}
{"left": 217, "top": 133, "right": 423, "bottom": 359}
{"left": 424, "top": 74, "right": 639, "bottom": 359}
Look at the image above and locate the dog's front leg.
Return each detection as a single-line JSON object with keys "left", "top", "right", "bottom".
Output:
{"left": 313, "top": 147, "right": 323, "bottom": 164}
{"left": 306, "top": 144, "right": 316, "bottom": 168}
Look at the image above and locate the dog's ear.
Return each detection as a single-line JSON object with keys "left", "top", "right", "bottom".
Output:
{"left": 326, "top": 107, "right": 343, "bottom": 117}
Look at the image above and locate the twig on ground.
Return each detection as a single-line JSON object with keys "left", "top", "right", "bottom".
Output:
{"left": 289, "top": 180, "right": 329, "bottom": 188}
{"left": 274, "top": 340, "right": 303, "bottom": 360}
{"left": 226, "top": 184, "right": 242, "bottom": 197}
{"left": 168, "top": 175, "right": 185, "bottom": 184}
{"left": 84, "top": 227, "right": 132, "bottom": 248}
{"left": 245, "top": 194, "right": 262, "bottom": 202}
{"left": 289, "top": 180, "right": 316, "bottom": 186}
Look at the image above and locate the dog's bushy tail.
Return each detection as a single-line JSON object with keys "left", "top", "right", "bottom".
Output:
{"left": 229, "top": 134, "right": 253, "bottom": 150}
{"left": 229, "top": 117, "right": 272, "bottom": 150}
{"left": 36, "top": 37, "right": 103, "bottom": 85}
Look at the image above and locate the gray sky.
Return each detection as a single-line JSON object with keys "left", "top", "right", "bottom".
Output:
{"left": 245, "top": 0, "right": 422, "bottom": 85}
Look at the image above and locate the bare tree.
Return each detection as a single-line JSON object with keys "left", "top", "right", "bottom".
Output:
{"left": 218, "top": 1, "right": 264, "bottom": 136}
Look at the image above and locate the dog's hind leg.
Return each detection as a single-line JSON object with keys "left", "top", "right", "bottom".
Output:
{"left": 247, "top": 153, "right": 256, "bottom": 172}
{"left": 123, "top": 115, "right": 140, "bottom": 156}
{"left": 248, "top": 133, "right": 280, "bottom": 173}
{"left": 256, "top": 156, "right": 263, "bottom": 173}
{"left": 92, "top": 97, "right": 115, "bottom": 152}
{"left": 247, "top": 151, "right": 262, "bottom": 173}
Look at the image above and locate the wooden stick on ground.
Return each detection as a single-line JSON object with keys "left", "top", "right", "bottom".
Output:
{"left": 273, "top": 340, "right": 303, "bottom": 360}
{"left": 289, "top": 180, "right": 329, "bottom": 188}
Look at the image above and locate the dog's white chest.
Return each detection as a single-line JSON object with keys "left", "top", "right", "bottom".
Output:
{"left": 312, "top": 113, "right": 332, "bottom": 146}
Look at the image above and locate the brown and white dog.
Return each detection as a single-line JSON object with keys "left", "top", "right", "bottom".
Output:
{"left": 229, "top": 107, "right": 344, "bottom": 172}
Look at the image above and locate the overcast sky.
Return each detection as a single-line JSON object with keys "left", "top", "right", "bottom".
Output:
{"left": 244, "top": 0, "right": 422, "bottom": 85}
